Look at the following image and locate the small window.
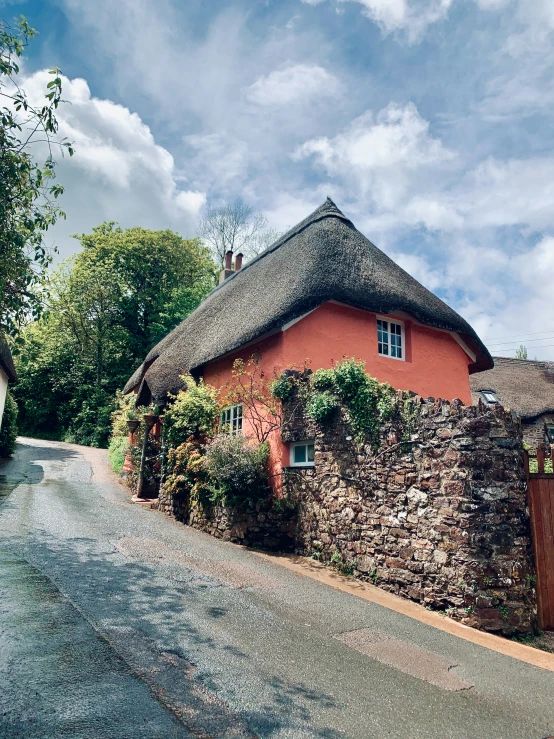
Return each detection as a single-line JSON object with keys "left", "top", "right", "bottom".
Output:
{"left": 290, "top": 441, "right": 315, "bottom": 467}
{"left": 546, "top": 425, "right": 554, "bottom": 442}
{"left": 481, "top": 390, "right": 498, "bottom": 404}
{"left": 377, "top": 317, "right": 404, "bottom": 360}
{"left": 220, "top": 404, "right": 243, "bottom": 435}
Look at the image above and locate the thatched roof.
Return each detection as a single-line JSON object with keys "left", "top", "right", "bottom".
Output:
{"left": 0, "top": 339, "right": 16, "bottom": 383}
{"left": 470, "top": 357, "right": 554, "bottom": 420}
{"left": 125, "top": 199, "right": 492, "bottom": 403}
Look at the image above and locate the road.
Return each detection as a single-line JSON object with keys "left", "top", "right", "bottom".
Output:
{"left": 1, "top": 437, "right": 553, "bottom": 738}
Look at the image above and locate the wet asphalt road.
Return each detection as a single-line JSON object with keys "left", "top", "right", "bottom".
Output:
{"left": 1, "top": 438, "right": 554, "bottom": 738}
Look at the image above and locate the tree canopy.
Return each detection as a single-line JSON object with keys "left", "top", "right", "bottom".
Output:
{"left": 199, "top": 198, "right": 280, "bottom": 267}
{"left": 0, "top": 16, "right": 73, "bottom": 334}
{"left": 14, "top": 224, "right": 217, "bottom": 446}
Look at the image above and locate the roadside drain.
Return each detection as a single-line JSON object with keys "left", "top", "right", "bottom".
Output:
{"left": 336, "top": 628, "right": 474, "bottom": 691}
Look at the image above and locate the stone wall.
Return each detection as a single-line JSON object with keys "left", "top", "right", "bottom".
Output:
{"left": 157, "top": 487, "right": 297, "bottom": 551}
{"left": 281, "top": 394, "right": 537, "bottom": 635}
{"left": 522, "top": 413, "right": 553, "bottom": 450}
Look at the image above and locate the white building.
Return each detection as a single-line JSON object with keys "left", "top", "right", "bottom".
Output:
{"left": 0, "top": 340, "right": 17, "bottom": 429}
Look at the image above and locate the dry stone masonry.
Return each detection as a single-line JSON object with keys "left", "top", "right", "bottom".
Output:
{"left": 281, "top": 394, "right": 537, "bottom": 635}
{"left": 157, "top": 391, "right": 538, "bottom": 635}
{"left": 157, "top": 489, "right": 297, "bottom": 552}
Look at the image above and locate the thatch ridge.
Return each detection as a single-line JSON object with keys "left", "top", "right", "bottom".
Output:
{"left": 124, "top": 199, "right": 492, "bottom": 402}
{"left": 470, "top": 356, "right": 554, "bottom": 420}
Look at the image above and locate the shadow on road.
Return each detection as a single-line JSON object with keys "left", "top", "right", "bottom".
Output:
{"left": 14, "top": 528, "right": 343, "bottom": 738}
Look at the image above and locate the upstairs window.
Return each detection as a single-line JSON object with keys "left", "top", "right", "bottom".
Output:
{"left": 481, "top": 390, "right": 498, "bottom": 404}
{"left": 220, "top": 404, "right": 243, "bottom": 436}
{"left": 377, "top": 318, "right": 404, "bottom": 360}
{"left": 290, "top": 441, "right": 315, "bottom": 467}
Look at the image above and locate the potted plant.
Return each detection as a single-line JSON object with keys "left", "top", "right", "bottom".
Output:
{"left": 143, "top": 405, "right": 159, "bottom": 430}
{"left": 126, "top": 411, "right": 140, "bottom": 434}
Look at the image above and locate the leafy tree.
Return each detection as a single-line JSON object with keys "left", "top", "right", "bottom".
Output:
{"left": 71, "top": 223, "right": 216, "bottom": 357}
{"left": 199, "top": 198, "right": 277, "bottom": 267}
{"left": 0, "top": 16, "right": 73, "bottom": 333}
{"left": 14, "top": 225, "right": 217, "bottom": 446}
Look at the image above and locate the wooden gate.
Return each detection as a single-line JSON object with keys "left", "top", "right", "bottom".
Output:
{"left": 526, "top": 446, "right": 554, "bottom": 630}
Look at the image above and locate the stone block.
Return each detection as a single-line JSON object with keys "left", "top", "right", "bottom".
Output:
{"left": 433, "top": 549, "right": 448, "bottom": 564}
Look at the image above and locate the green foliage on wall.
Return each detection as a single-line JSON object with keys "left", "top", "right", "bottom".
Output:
{"left": 270, "top": 373, "right": 298, "bottom": 402}
{"left": 274, "top": 357, "right": 418, "bottom": 449}
{"left": 0, "top": 391, "right": 18, "bottom": 457}
{"left": 163, "top": 439, "right": 212, "bottom": 505}
{"left": 305, "top": 390, "right": 338, "bottom": 423}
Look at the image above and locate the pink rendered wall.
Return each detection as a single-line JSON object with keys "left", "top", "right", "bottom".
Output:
{"left": 202, "top": 301, "right": 473, "bottom": 483}
{"left": 282, "top": 302, "right": 472, "bottom": 404}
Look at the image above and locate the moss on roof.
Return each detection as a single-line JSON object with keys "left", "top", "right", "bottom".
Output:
{"left": 125, "top": 199, "right": 492, "bottom": 403}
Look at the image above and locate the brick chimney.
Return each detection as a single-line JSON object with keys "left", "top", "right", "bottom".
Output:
{"left": 235, "top": 253, "right": 243, "bottom": 271}
{"left": 219, "top": 250, "right": 235, "bottom": 284}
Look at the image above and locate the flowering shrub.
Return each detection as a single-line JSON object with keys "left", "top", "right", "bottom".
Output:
{"left": 163, "top": 439, "right": 211, "bottom": 505}
{"left": 203, "top": 434, "right": 270, "bottom": 507}
{"left": 164, "top": 375, "right": 219, "bottom": 446}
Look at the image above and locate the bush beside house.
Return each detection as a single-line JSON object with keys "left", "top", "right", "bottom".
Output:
{"left": 0, "top": 391, "right": 18, "bottom": 458}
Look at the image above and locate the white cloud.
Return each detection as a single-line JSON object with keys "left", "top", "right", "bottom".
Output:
{"left": 295, "top": 102, "right": 455, "bottom": 214}
{"left": 20, "top": 70, "right": 205, "bottom": 259}
{"left": 457, "top": 236, "right": 554, "bottom": 360}
{"left": 300, "top": 0, "right": 454, "bottom": 41}
{"left": 301, "top": 0, "right": 524, "bottom": 42}
{"left": 474, "top": 0, "right": 554, "bottom": 118}
{"left": 296, "top": 102, "right": 554, "bottom": 236}
{"left": 473, "top": 0, "right": 510, "bottom": 7}
{"left": 182, "top": 132, "right": 250, "bottom": 192}
{"left": 344, "top": 0, "right": 452, "bottom": 39}
{"left": 246, "top": 63, "right": 340, "bottom": 106}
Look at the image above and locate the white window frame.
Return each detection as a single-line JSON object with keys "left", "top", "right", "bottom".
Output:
{"left": 290, "top": 440, "right": 315, "bottom": 467}
{"left": 220, "top": 404, "right": 243, "bottom": 436}
{"left": 481, "top": 390, "right": 498, "bottom": 404}
{"left": 377, "top": 316, "right": 405, "bottom": 361}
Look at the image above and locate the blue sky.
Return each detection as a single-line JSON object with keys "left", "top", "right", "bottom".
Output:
{"left": 5, "top": 0, "right": 554, "bottom": 358}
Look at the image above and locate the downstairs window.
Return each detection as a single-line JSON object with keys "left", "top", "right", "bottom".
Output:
{"left": 220, "top": 404, "right": 243, "bottom": 436}
{"left": 290, "top": 441, "right": 315, "bottom": 467}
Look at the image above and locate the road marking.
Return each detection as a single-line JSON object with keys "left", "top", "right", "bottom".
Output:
{"left": 336, "top": 628, "right": 473, "bottom": 691}
{"left": 253, "top": 552, "right": 554, "bottom": 673}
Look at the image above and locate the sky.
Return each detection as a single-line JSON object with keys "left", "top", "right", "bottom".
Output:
{"left": 4, "top": 0, "right": 554, "bottom": 359}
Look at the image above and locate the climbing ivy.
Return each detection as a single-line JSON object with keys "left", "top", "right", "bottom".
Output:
{"left": 273, "top": 358, "right": 420, "bottom": 449}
